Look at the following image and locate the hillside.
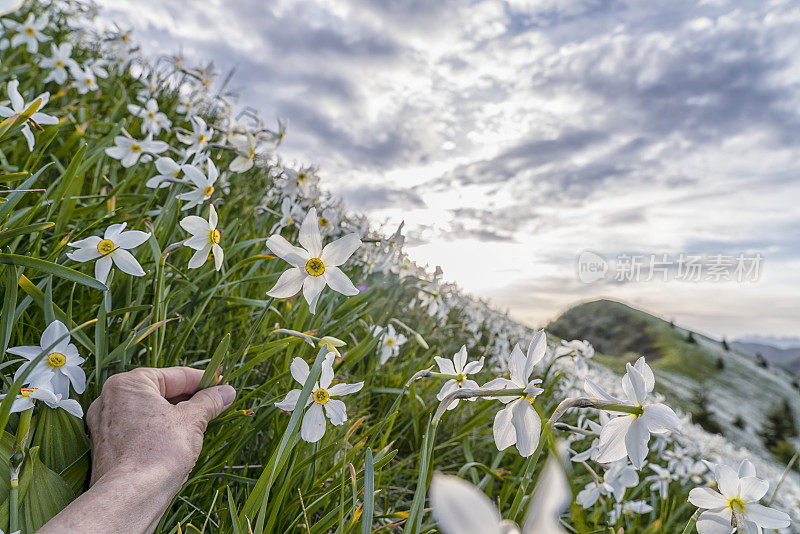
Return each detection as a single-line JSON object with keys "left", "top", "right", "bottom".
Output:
{"left": 732, "top": 341, "right": 800, "bottom": 374}
{"left": 548, "top": 299, "right": 800, "bottom": 457}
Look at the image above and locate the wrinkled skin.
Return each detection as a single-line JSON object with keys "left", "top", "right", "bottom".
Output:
{"left": 39, "top": 367, "right": 235, "bottom": 534}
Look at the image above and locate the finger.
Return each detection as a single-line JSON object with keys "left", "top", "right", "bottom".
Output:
{"left": 134, "top": 366, "right": 206, "bottom": 400}
{"left": 180, "top": 384, "right": 236, "bottom": 425}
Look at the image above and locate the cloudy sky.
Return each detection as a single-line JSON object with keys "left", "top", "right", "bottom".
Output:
{"left": 97, "top": 0, "right": 800, "bottom": 339}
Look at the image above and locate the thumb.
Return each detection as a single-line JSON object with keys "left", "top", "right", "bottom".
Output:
{"left": 182, "top": 384, "right": 236, "bottom": 425}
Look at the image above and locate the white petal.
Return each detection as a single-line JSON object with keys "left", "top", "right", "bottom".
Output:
{"left": 320, "top": 233, "right": 361, "bottom": 266}
{"left": 430, "top": 474, "right": 504, "bottom": 534}
{"left": 267, "top": 268, "right": 306, "bottom": 299}
{"left": 111, "top": 249, "right": 145, "bottom": 277}
{"left": 298, "top": 207, "right": 322, "bottom": 257}
{"left": 323, "top": 266, "right": 359, "bottom": 296}
{"left": 324, "top": 399, "right": 347, "bottom": 425}
{"left": 41, "top": 320, "right": 69, "bottom": 349}
{"left": 212, "top": 244, "right": 223, "bottom": 271}
{"left": 595, "top": 415, "right": 634, "bottom": 464}
{"left": 320, "top": 353, "right": 335, "bottom": 389}
{"left": 188, "top": 245, "right": 212, "bottom": 269}
{"left": 434, "top": 356, "right": 456, "bottom": 375}
{"left": 738, "top": 476, "right": 769, "bottom": 502}
{"left": 453, "top": 345, "right": 468, "bottom": 373}
{"left": 6, "top": 345, "right": 42, "bottom": 360}
{"left": 624, "top": 417, "right": 650, "bottom": 469}
{"left": 302, "top": 274, "right": 326, "bottom": 314}
{"left": 745, "top": 503, "right": 791, "bottom": 529}
{"left": 300, "top": 403, "right": 326, "bottom": 443}
{"left": 114, "top": 230, "right": 150, "bottom": 249}
{"left": 511, "top": 399, "right": 541, "bottom": 457}
{"left": 463, "top": 357, "right": 484, "bottom": 375}
{"left": 327, "top": 382, "right": 363, "bottom": 397}
{"left": 715, "top": 465, "right": 740, "bottom": 499}
{"left": 180, "top": 215, "right": 210, "bottom": 235}
{"left": 525, "top": 330, "right": 547, "bottom": 372}
{"left": 642, "top": 404, "right": 682, "bottom": 434}
{"left": 437, "top": 380, "right": 459, "bottom": 401}
{"left": 275, "top": 389, "right": 301, "bottom": 411}
{"left": 54, "top": 398, "right": 83, "bottom": 418}
{"left": 61, "top": 365, "right": 86, "bottom": 394}
{"left": 266, "top": 234, "right": 309, "bottom": 268}
{"left": 696, "top": 509, "right": 734, "bottom": 534}
{"left": 290, "top": 357, "right": 310, "bottom": 385}
{"left": 493, "top": 403, "right": 517, "bottom": 451}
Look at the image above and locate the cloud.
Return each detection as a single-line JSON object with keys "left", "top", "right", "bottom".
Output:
{"left": 96, "top": 0, "right": 800, "bottom": 336}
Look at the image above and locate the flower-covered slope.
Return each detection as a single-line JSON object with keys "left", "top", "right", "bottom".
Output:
{"left": 0, "top": 1, "right": 796, "bottom": 533}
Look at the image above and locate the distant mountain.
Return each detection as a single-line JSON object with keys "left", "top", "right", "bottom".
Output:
{"left": 735, "top": 335, "right": 800, "bottom": 350}
{"left": 731, "top": 341, "right": 800, "bottom": 374}
{"left": 547, "top": 298, "right": 800, "bottom": 458}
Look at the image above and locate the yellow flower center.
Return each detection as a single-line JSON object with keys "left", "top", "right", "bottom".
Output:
{"left": 130, "top": 144, "right": 142, "bottom": 153}
{"left": 147, "top": 112, "right": 155, "bottom": 119}
{"left": 455, "top": 373, "right": 465, "bottom": 383}
{"left": 319, "top": 217, "right": 329, "bottom": 227}
{"left": 85, "top": 78, "right": 93, "bottom": 85}
{"left": 97, "top": 239, "right": 115, "bottom": 255}
{"left": 56, "top": 60, "right": 64, "bottom": 68}
{"left": 203, "top": 185, "right": 215, "bottom": 196}
{"left": 298, "top": 173, "right": 307, "bottom": 182}
{"left": 25, "top": 27, "right": 34, "bottom": 35}
{"left": 20, "top": 387, "right": 35, "bottom": 398}
{"left": 198, "top": 134, "right": 207, "bottom": 143}
{"left": 312, "top": 388, "right": 330, "bottom": 405}
{"left": 728, "top": 498, "right": 746, "bottom": 514}
{"left": 209, "top": 228, "right": 221, "bottom": 244}
{"left": 47, "top": 353, "right": 66, "bottom": 368}
{"left": 305, "top": 257, "right": 325, "bottom": 276}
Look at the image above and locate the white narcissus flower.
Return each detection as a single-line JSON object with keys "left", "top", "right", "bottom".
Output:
{"left": 372, "top": 324, "right": 407, "bottom": 365}
{"left": 688, "top": 460, "right": 791, "bottom": 534}
{"left": 180, "top": 204, "right": 224, "bottom": 271}
{"left": 435, "top": 345, "right": 484, "bottom": 410}
{"left": 430, "top": 456, "right": 571, "bottom": 534}
{"left": 588, "top": 357, "right": 681, "bottom": 469}
{"left": 40, "top": 42, "right": 78, "bottom": 84}
{"left": 0, "top": 80, "right": 59, "bottom": 151}
{"left": 177, "top": 161, "right": 218, "bottom": 210}
{"left": 608, "top": 500, "right": 653, "bottom": 524}
{"left": 275, "top": 353, "right": 363, "bottom": 443}
{"left": 70, "top": 65, "right": 98, "bottom": 94}
{"left": 266, "top": 207, "right": 361, "bottom": 314}
{"left": 176, "top": 115, "right": 213, "bottom": 156}
{"left": 105, "top": 134, "right": 168, "bottom": 168}
{"left": 229, "top": 132, "right": 269, "bottom": 173}
{"left": 67, "top": 223, "right": 151, "bottom": 284}
{"left": 5, "top": 13, "right": 49, "bottom": 53}
{"left": 483, "top": 331, "right": 547, "bottom": 457}
{"left": 146, "top": 156, "right": 182, "bottom": 188}
{"left": 8, "top": 320, "right": 86, "bottom": 397}
{"left": 0, "top": 387, "right": 83, "bottom": 418}
{"left": 554, "top": 339, "right": 594, "bottom": 377}
{"left": 645, "top": 463, "right": 674, "bottom": 499}
{"left": 128, "top": 98, "right": 172, "bottom": 136}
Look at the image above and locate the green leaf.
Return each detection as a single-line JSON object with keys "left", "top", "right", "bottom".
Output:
{"left": 30, "top": 405, "right": 90, "bottom": 475}
{"left": 361, "top": 449, "right": 374, "bottom": 534}
{"left": 198, "top": 333, "right": 230, "bottom": 390}
{"left": 0, "top": 254, "right": 108, "bottom": 291}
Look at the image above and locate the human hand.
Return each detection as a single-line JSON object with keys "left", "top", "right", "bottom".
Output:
{"left": 86, "top": 366, "right": 236, "bottom": 485}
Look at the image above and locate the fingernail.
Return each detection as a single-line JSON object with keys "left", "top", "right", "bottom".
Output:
{"left": 218, "top": 384, "right": 236, "bottom": 407}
